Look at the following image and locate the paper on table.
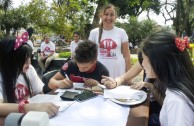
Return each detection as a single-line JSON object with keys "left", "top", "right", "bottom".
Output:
{"left": 55, "top": 82, "right": 84, "bottom": 93}
{"left": 49, "top": 96, "right": 129, "bottom": 126}
{"left": 29, "top": 94, "right": 75, "bottom": 112}
{"left": 103, "top": 85, "right": 147, "bottom": 99}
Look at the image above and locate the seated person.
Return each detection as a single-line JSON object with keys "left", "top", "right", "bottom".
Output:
{"left": 47, "top": 40, "right": 109, "bottom": 90}
{"left": 0, "top": 32, "right": 59, "bottom": 118}
{"left": 38, "top": 34, "right": 55, "bottom": 74}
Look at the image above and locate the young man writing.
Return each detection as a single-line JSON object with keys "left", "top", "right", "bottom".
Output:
{"left": 47, "top": 40, "right": 109, "bottom": 90}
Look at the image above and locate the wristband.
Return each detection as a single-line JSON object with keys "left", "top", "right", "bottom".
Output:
{"left": 18, "top": 100, "right": 29, "bottom": 113}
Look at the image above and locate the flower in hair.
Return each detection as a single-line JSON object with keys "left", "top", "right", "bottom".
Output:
{"left": 175, "top": 36, "right": 190, "bottom": 52}
{"left": 14, "top": 32, "right": 29, "bottom": 50}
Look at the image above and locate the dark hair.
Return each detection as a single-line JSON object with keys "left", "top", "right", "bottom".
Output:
{"left": 43, "top": 34, "right": 49, "bottom": 40}
{"left": 73, "top": 32, "right": 80, "bottom": 36}
{"left": 26, "top": 27, "right": 34, "bottom": 39}
{"left": 74, "top": 40, "right": 97, "bottom": 63}
{"left": 98, "top": 4, "right": 117, "bottom": 43}
{"left": 0, "top": 36, "right": 32, "bottom": 103}
{"left": 138, "top": 51, "right": 166, "bottom": 100}
{"left": 141, "top": 31, "right": 194, "bottom": 110}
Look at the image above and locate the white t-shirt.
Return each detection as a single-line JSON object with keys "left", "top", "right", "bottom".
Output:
{"left": 89, "top": 26, "right": 128, "bottom": 78}
{"left": 70, "top": 40, "right": 82, "bottom": 58}
{"left": 0, "top": 65, "right": 44, "bottom": 102}
{"left": 160, "top": 89, "right": 194, "bottom": 126}
{"left": 40, "top": 41, "right": 55, "bottom": 56}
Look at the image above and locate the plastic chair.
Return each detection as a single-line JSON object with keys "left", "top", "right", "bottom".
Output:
{"left": 42, "top": 70, "right": 58, "bottom": 94}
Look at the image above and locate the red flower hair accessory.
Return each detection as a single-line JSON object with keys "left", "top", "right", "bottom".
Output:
{"left": 14, "top": 31, "right": 29, "bottom": 50}
{"left": 175, "top": 36, "right": 190, "bottom": 52}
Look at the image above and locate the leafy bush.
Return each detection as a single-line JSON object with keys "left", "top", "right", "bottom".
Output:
{"left": 131, "top": 57, "right": 138, "bottom": 65}
{"left": 58, "top": 51, "right": 71, "bottom": 58}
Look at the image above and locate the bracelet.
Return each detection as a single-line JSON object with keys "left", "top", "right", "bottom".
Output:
{"left": 18, "top": 100, "right": 29, "bottom": 113}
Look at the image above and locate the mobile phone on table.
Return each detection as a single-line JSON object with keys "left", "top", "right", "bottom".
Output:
{"left": 74, "top": 90, "right": 97, "bottom": 102}
{"left": 60, "top": 91, "right": 79, "bottom": 101}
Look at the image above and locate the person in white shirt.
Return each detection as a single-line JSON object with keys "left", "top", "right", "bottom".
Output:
{"left": 0, "top": 32, "right": 59, "bottom": 118}
{"left": 102, "top": 31, "right": 194, "bottom": 126}
{"left": 70, "top": 32, "right": 82, "bottom": 59}
{"left": 89, "top": 4, "right": 131, "bottom": 79}
{"left": 38, "top": 34, "right": 55, "bottom": 74}
{"left": 130, "top": 31, "right": 194, "bottom": 126}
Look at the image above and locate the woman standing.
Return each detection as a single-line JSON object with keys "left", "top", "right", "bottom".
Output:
{"left": 70, "top": 32, "right": 82, "bottom": 59}
{"left": 89, "top": 4, "right": 131, "bottom": 79}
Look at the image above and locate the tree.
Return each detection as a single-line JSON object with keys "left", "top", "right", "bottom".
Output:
{"left": 175, "top": 0, "right": 194, "bottom": 36}
{"left": 23, "top": 0, "right": 51, "bottom": 35}
{"left": 109, "top": 0, "right": 160, "bottom": 17}
{"left": 0, "top": 0, "right": 12, "bottom": 11}
{"left": 0, "top": 7, "right": 29, "bottom": 36}
{"left": 160, "top": 0, "right": 194, "bottom": 36}
{"left": 91, "top": 0, "right": 161, "bottom": 29}
{"left": 115, "top": 17, "right": 157, "bottom": 46}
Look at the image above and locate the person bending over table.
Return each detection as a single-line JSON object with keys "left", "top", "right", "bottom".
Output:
{"left": 48, "top": 40, "right": 109, "bottom": 90}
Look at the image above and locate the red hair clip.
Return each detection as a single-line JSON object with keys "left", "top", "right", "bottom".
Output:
{"left": 175, "top": 36, "right": 190, "bottom": 52}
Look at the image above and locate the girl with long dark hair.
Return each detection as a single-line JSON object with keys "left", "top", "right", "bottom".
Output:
{"left": 133, "top": 31, "right": 194, "bottom": 125}
{"left": 0, "top": 32, "right": 59, "bottom": 117}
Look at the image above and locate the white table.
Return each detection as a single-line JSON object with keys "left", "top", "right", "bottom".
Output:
{"left": 49, "top": 95, "right": 129, "bottom": 126}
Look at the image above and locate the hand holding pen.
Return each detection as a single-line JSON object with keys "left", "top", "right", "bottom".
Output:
{"left": 57, "top": 74, "right": 73, "bottom": 89}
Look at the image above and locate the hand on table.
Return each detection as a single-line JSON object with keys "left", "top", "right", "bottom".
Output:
{"left": 25, "top": 102, "right": 60, "bottom": 118}
{"left": 83, "top": 78, "right": 98, "bottom": 87}
{"left": 101, "top": 75, "right": 117, "bottom": 89}
{"left": 57, "top": 79, "right": 73, "bottom": 89}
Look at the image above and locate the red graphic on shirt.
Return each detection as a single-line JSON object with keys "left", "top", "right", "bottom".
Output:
{"left": 15, "top": 84, "right": 29, "bottom": 101}
{"left": 99, "top": 39, "right": 117, "bottom": 57}
{"left": 44, "top": 47, "right": 51, "bottom": 52}
{"left": 62, "top": 63, "right": 68, "bottom": 70}
{"left": 70, "top": 74, "right": 84, "bottom": 82}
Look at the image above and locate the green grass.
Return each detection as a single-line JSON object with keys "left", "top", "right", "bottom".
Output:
{"left": 58, "top": 51, "right": 71, "bottom": 58}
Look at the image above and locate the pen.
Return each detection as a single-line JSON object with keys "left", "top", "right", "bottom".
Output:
{"left": 74, "top": 87, "right": 103, "bottom": 92}
{"left": 65, "top": 74, "right": 70, "bottom": 80}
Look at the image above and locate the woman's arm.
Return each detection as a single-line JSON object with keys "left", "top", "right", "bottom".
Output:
{"left": 121, "top": 42, "right": 131, "bottom": 72}
{"left": 0, "top": 100, "right": 19, "bottom": 116}
{"left": 115, "top": 62, "right": 143, "bottom": 86}
{"left": 101, "top": 62, "right": 143, "bottom": 89}
{"left": 0, "top": 100, "right": 59, "bottom": 117}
